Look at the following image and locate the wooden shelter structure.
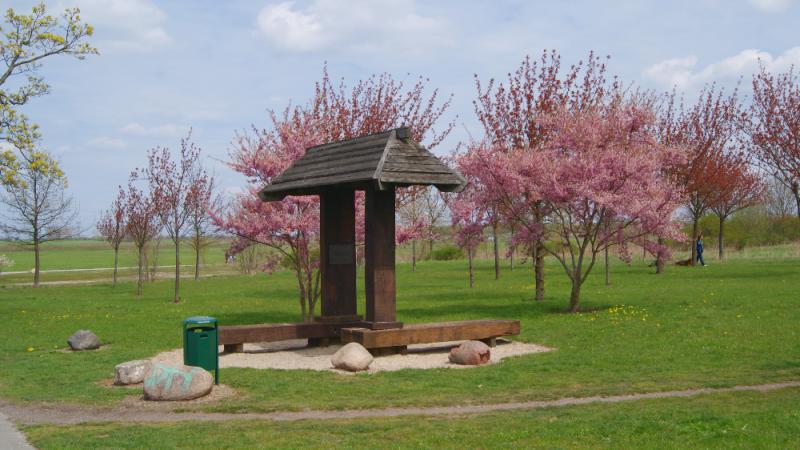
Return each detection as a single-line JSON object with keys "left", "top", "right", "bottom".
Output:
{"left": 218, "top": 128, "right": 520, "bottom": 355}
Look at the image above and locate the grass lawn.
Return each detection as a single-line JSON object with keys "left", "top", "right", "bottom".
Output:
{"left": 22, "top": 387, "right": 800, "bottom": 449}
{"left": 0, "top": 253, "right": 798, "bottom": 413}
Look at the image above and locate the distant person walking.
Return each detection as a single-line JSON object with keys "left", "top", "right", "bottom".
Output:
{"left": 696, "top": 234, "right": 706, "bottom": 266}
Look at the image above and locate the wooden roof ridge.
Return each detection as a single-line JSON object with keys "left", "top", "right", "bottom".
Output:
{"left": 259, "top": 127, "right": 467, "bottom": 201}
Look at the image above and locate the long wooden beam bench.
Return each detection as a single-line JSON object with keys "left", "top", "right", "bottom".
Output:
{"left": 340, "top": 319, "right": 520, "bottom": 355}
{"left": 218, "top": 322, "right": 350, "bottom": 353}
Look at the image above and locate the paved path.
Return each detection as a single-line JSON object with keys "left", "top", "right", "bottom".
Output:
{"left": 2, "top": 381, "right": 798, "bottom": 426}
{"left": 0, "top": 412, "right": 34, "bottom": 449}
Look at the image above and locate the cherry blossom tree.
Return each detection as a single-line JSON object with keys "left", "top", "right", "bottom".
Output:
{"left": 215, "top": 66, "right": 454, "bottom": 321}
{"left": 449, "top": 187, "right": 489, "bottom": 288}
{"left": 748, "top": 63, "right": 800, "bottom": 221}
{"left": 186, "top": 168, "right": 218, "bottom": 280}
{"left": 422, "top": 187, "right": 448, "bottom": 256}
{"left": 145, "top": 132, "right": 203, "bottom": 303}
{"left": 473, "top": 50, "right": 616, "bottom": 300}
{"left": 96, "top": 186, "right": 127, "bottom": 286}
{"left": 709, "top": 152, "right": 764, "bottom": 259}
{"left": 658, "top": 85, "right": 741, "bottom": 265}
{"left": 124, "top": 174, "right": 160, "bottom": 296}
{"left": 463, "top": 100, "right": 685, "bottom": 311}
{"left": 397, "top": 186, "right": 431, "bottom": 272}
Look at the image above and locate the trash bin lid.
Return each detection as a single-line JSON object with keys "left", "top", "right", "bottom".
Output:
{"left": 183, "top": 316, "right": 217, "bottom": 325}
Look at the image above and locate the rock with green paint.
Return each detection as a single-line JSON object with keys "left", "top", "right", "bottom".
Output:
{"left": 143, "top": 362, "right": 213, "bottom": 401}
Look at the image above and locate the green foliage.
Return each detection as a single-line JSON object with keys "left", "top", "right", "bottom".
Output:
{"left": 428, "top": 245, "right": 463, "bottom": 260}
{"left": 280, "top": 247, "right": 320, "bottom": 270}
{"left": 694, "top": 207, "right": 799, "bottom": 250}
{"left": 0, "top": 2, "right": 97, "bottom": 186}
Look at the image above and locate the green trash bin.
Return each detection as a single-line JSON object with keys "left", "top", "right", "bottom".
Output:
{"left": 183, "top": 316, "right": 219, "bottom": 385}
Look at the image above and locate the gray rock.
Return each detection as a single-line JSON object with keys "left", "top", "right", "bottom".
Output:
{"left": 331, "top": 342, "right": 373, "bottom": 372}
{"left": 67, "top": 330, "right": 101, "bottom": 351}
{"left": 143, "top": 362, "right": 213, "bottom": 401}
{"left": 114, "top": 359, "right": 151, "bottom": 385}
{"left": 449, "top": 340, "right": 491, "bottom": 366}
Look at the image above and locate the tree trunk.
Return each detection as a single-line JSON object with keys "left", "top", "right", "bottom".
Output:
{"left": 468, "top": 249, "right": 474, "bottom": 288}
{"left": 174, "top": 238, "right": 181, "bottom": 303}
{"left": 492, "top": 222, "right": 500, "bottom": 280}
{"left": 690, "top": 219, "right": 699, "bottom": 266}
{"left": 411, "top": 240, "right": 417, "bottom": 273}
{"left": 535, "top": 240, "right": 545, "bottom": 301}
{"left": 656, "top": 237, "right": 665, "bottom": 274}
{"left": 718, "top": 215, "right": 725, "bottom": 260}
{"left": 792, "top": 181, "right": 800, "bottom": 221}
{"left": 294, "top": 264, "right": 309, "bottom": 322}
{"left": 194, "top": 238, "right": 200, "bottom": 281}
{"left": 569, "top": 277, "right": 582, "bottom": 313}
{"left": 33, "top": 238, "right": 40, "bottom": 288}
{"left": 113, "top": 245, "right": 119, "bottom": 287}
{"left": 509, "top": 227, "right": 515, "bottom": 271}
{"left": 137, "top": 247, "right": 144, "bottom": 296}
{"left": 604, "top": 246, "right": 610, "bottom": 286}
{"left": 429, "top": 238, "right": 435, "bottom": 256}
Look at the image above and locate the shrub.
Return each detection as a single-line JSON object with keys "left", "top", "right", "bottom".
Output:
{"left": 280, "top": 247, "right": 320, "bottom": 270}
{"left": 429, "top": 245, "right": 463, "bottom": 260}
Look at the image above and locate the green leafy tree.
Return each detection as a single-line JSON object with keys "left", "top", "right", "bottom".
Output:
{"left": 1, "top": 2, "right": 96, "bottom": 186}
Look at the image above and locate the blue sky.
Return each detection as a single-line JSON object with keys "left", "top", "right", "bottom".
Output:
{"left": 5, "top": 0, "right": 800, "bottom": 229}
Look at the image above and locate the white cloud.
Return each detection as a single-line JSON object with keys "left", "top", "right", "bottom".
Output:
{"left": 748, "top": 0, "right": 793, "bottom": 13}
{"left": 643, "top": 47, "right": 800, "bottom": 89}
{"left": 254, "top": 0, "right": 451, "bottom": 56}
{"left": 62, "top": 0, "right": 172, "bottom": 52}
{"left": 87, "top": 137, "right": 127, "bottom": 149}
{"left": 120, "top": 122, "right": 190, "bottom": 139}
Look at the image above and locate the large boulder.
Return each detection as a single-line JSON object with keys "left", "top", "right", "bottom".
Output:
{"left": 114, "top": 359, "right": 151, "bottom": 385}
{"left": 143, "top": 362, "right": 213, "bottom": 401}
{"left": 331, "top": 342, "right": 373, "bottom": 372}
{"left": 67, "top": 330, "right": 101, "bottom": 351}
{"left": 449, "top": 340, "right": 491, "bottom": 366}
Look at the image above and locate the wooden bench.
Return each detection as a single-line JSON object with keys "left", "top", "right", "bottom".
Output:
{"left": 340, "top": 319, "right": 520, "bottom": 355}
{"left": 218, "top": 322, "right": 349, "bottom": 353}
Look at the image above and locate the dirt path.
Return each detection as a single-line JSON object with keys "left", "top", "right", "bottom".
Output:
{"left": 2, "top": 381, "right": 798, "bottom": 426}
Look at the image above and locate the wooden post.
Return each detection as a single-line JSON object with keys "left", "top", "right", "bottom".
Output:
{"left": 364, "top": 186, "right": 402, "bottom": 329}
{"left": 319, "top": 189, "right": 358, "bottom": 319}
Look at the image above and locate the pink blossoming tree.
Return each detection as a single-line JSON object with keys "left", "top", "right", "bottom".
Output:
{"left": 145, "top": 132, "right": 204, "bottom": 303}
{"left": 124, "top": 174, "right": 161, "bottom": 296}
{"left": 461, "top": 99, "right": 685, "bottom": 312}
{"left": 449, "top": 184, "right": 489, "bottom": 288}
{"left": 215, "top": 67, "right": 453, "bottom": 322}
{"left": 96, "top": 186, "right": 126, "bottom": 287}
{"left": 472, "top": 50, "right": 617, "bottom": 300}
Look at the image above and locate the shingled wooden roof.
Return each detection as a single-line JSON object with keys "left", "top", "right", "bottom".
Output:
{"left": 259, "top": 127, "right": 467, "bottom": 201}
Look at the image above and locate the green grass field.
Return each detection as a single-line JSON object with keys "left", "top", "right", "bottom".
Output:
{"left": 22, "top": 387, "right": 800, "bottom": 449}
{"left": 1, "top": 242, "right": 798, "bottom": 448}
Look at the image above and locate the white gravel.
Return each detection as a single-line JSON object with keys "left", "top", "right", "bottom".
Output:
{"left": 152, "top": 339, "right": 551, "bottom": 374}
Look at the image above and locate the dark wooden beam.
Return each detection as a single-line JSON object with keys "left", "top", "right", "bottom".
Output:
{"left": 340, "top": 320, "right": 520, "bottom": 349}
{"left": 218, "top": 322, "right": 345, "bottom": 345}
{"left": 319, "top": 189, "right": 357, "bottom": 318}
{"left": 364, "top": 186, "right": 400, "bottom": 329}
